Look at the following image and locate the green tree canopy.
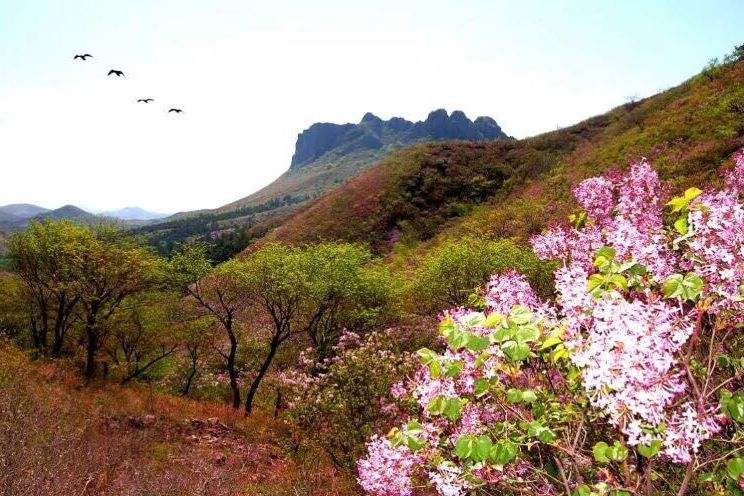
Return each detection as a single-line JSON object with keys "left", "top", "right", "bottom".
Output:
{"left": 411, "top": 237, "right": 554, "bottom": 313}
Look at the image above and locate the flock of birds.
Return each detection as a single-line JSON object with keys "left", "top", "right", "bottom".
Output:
{"left": 74, "top": 53, "right": 183, "bottom": 113}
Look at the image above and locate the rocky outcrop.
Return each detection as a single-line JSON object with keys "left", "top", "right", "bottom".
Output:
{"left": 289, "top": 109, "right": 512, "bottom": 170}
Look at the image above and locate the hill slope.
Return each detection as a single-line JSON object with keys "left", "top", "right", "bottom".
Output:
{"left": 137, "top": 109, "right": 512, "bottom": 256}
{"left": 250, "top": 59, "right": 744, "bottom": 256}
{"left": 0, "top": 203, "right": 50, "bottom": 219}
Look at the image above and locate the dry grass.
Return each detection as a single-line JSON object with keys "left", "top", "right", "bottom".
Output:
{"left": 0, "top": 342, "right": 361, "bottom": 496}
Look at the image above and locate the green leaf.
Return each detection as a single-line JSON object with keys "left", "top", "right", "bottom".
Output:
{"left": 465, "top": 333, "right": 491, "bottom": 352}
{"left": 490, "top": 440, "right": 518, "bottom": 465}
{"left": 663, "top": 274, "right": 684, "bottom": 298}
{"left": 444, "top": 361, "right": 464, "bottom": 378}
{"left": 428, "top": 396, "right": 446, "bottom": 416}
{"left": 682, "top": 273, "right": 704, "bottom": 301}
{"left": 491, "top": 326, "right": 514, "bottom": 343}
{"left": 417, "top": 348, "right": 439, "bottom": 365}
{"left": 684, "top": 187, "right": 703, "bottom": 201}
{"left": 474, "top": 435, "right": 493, "bottom": 462}
{"left": 508, "top": 306, "right": 533, "bottom": 325}
{"left": 502, "top": 340, "right": 531, "bottom": 362}
{"left": 572, "top": 485, "right": 592, "bottom": 496}
{"left": 539, "top": 335, "right": 563, "bottom": 351}
{"left": 674, "top": 215, "right": 689, "bottom": 235}
{"left": 587, "top": 274, "right": 605, "bottom": 295}
{"left": 727, "top": 457, "right": 744, "bottom": 481}
{"left": 637, "top": 440, "right": 662, "bottom": 458}
{"left": 516, "top": 324, "right": 540, "bottom": 343}
{"left": 593, "top": 442, "right": 610, "bottom": 464}
{"left": 606, "top": 441, "right": 628, "bottom": 462}
{"left": 474, "top": 378, "right": 490, "bottom": 397}
{"left": 528, "top": 421, "right": 557, "bottom": 444}
{"left": 484, "top": 312, "right": 503, "bottom": 328}
{"left": 595, "top": 246, "right": 617, "bottom": 263}
{"left": 405, "top": 435, "right": 426, "bottom": 451}
{"left": 520, "top": 390, "right": 538, "bottom": 403}
{"left": 609, "top": 274, "right": 629, "bottom": 291}
{"left": 725, "top": 393, "right": 744, "bottom": 423}
{"left": 666, "top": 196, "right": 688, "bottom": 213}
{"left": 405, "top": 421, "right": 424, "bottom": 435}
{"left": 443, "top": 398, "right": 464, "bottom": 421}
{"left": 663, "top": 273, "right": 705, "bottom": 301}
{"left": 507, "top": 388, "right": 523, "bottom": 404}
{"left": 455, "top": 436, "right": 475, "bottom": 460}
{"left": 461, "top": 312, "right": 486, "bottom": 328}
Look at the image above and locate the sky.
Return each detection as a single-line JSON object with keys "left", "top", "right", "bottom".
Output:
{"left": 0, "top": 0, "right": 742, "bottom": 213}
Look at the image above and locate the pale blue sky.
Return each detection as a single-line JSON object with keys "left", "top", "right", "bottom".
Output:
{"left": 0, "top": 0, "right": 742, "bottom": 212}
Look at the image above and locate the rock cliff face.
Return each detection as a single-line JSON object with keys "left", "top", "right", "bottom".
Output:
{"left": 289, "top": 109, "right": 512, "bottom": 170}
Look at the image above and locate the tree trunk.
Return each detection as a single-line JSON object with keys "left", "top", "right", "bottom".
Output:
{"left": 121, "top": 347, "right": 177, "bottom": 384}
{"left": 51, "top": 297, "right": 72, "bottom": 357}
{"left": 245, "top": 337, "right": 280, "bottom": 416}
{"left": 226, "top": 325, "right": 241, "bottom": 409}
{"left": 85, "top": 329, "right": 98, "bottom": 379}
{"left": 181, "top": 359, "right": 198, "bottom": 397}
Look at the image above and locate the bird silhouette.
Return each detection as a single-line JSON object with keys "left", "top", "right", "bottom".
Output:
{"left": 107, "top": 70, "right": 124, "bottom": 77}
{"left": 73, "top": 54, "right": 93, "bottom": 60}
{"left": 137, "top": 98, "right": 154, "bottom": 103}
{"left": 168, "top": 108, "right": 183, "bottom": 113}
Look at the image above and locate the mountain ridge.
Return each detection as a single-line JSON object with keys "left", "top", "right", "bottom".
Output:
{"left": 290, "top": 109, "right": 512, "bottom": 170}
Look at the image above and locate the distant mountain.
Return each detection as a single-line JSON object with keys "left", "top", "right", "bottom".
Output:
{"left": 0, "top": 205, "right": 104, "bottom": 232}
{"left": 33, "top": 205, "right": 100, "bottom": 223}
{"left": 136, "top": 109, "right": 513, "bottom": 257}
{"left": 0, "top": 203, "right": 50, "bottom": 219}
{"left": 100, "top": 207, "right": 169, "bottom": 221}
{"left": 290, "top": 109, "right": 512, "bottom": 170}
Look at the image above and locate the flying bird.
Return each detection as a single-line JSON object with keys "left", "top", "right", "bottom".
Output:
{"left": 137, "top": 98, "right": 154, "bottom": 103}
{"left": 73, "top": 54, "right": 93, "bottom": 60}
{"left": 107, "top": 70, "right": 124, "bottom": 77}
{"left": 168, "top": 108, "right": 183, "bottom": 113}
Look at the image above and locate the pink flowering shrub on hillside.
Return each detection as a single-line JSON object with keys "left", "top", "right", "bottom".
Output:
{"left": 358, "top": 152, "right": 744, "bottom": 496}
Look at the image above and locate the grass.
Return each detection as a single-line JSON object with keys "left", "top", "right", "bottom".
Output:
{"left": 0, "top": 341, "right": 362, "bottom": 496}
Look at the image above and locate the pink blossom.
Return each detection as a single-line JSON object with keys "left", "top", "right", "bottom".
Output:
{"left": 573, "top": 175, "right": 615, "bottom": 222}
{"left": 358, "top": 436, "right": 422, "bottom": 496}
{"left": 485, "top": 270, "right": 541, "bottom": 314}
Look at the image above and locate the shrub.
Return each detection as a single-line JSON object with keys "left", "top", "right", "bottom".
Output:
{"left": 359, "top": 151, "right": 744, "bottom": 496}
{"left": 282, "top": 330, "right": 417, "bottom": 469}
{"left": 411, "top": 237, "right": 553, "bottom": 313}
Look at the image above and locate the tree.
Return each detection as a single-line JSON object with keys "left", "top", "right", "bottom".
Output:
{"left": 168, "top": 244, "right": 247, "bottom": 408}
{"left": 73, "top": 226, "right": 161, "bottom": 378}
{"left": 0, "top": 273, "right": 26, "bottom": 338}
{"left": 411, "top": 236, "right": 552, "bottom": 313}
{"left": 301, "top": 243, "right": 399, "bottom": 363}
{"left": 237, "top": 242, "right": 398, "bottom": 415}
{"left": 106, "top": 290, "right": 181, "bottom": 384}
{"left": 8, "top": 221, "right": 90, "bottom": 355}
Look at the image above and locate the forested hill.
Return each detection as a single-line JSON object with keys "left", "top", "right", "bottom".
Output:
{"left": 250, "top": 57, "right": 744, "bottom": 256}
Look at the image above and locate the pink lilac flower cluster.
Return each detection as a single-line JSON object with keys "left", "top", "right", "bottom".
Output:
{"left": 358, "top": 436, "right": 422, "bottom": 496}
{"left": 686, "top": 153, "right": 744, "bottom": 313}
{"left": 359, "top": 272, "right": 557, "bottom": 495}
{"left": 531, "top": 154, "right": 744, "bottom": 462}
{"left": 485, "top": 269, "right": 542, "bottom": 314}
{"left": 569, "top": 294, "right": 692, "bottom": 443}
